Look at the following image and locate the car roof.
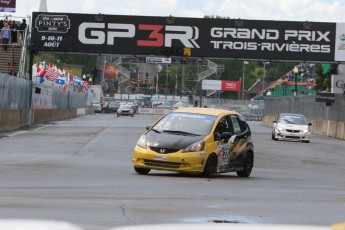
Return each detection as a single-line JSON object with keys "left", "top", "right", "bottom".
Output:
{"left": 279, "top": 113, "right": 306, "bottom": 117}
{"left": 173, "top": 107, "right": 238, "bottom": 116}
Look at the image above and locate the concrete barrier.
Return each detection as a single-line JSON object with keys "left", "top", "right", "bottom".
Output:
{"left": 0, "top": 108, "right": 94, "bottom": 132}
{"left": 0, "top": 109, "right": 29, "bottom": 132}
{"left": 32, "top": 109, "right": 77, "bottom": 123}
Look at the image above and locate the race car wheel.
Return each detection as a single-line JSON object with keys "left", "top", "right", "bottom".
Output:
{"left": 134, "top": 167, "right": 151, "bottom": 175}
{"left": 237, "top": 152, "right": 253, "bottom": 177}
{"left": 202, "top": 154, "right": 217, "bottom": 178}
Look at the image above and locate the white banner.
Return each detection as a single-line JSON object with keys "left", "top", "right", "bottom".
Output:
{"left": 335, "top": 23, "right": 345, "bottom": 61}
{"left": 146, "top": 57, "right": 171, "bottom": 64}
{"left": 331, "top": 75, "right": 345, "bottom": 93}
{"left": 202, "top": 80, "right": 221, "bottom": 90}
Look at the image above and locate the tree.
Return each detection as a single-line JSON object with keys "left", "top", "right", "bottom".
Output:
{"left": 313, "top": 64, "right": 338, "bottom": 92}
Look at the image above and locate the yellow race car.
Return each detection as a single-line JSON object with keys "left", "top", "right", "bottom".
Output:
{"left": 133, "top": 107, "right": 254, "bottom": 178}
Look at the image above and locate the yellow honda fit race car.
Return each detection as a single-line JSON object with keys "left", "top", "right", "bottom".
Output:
{"left": 133, "top": 107, "right": 254, "bottom": 178}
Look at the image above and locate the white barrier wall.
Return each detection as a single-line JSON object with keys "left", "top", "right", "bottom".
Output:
{"left": 138, "top": 108, "right": 170, "bottom": 115}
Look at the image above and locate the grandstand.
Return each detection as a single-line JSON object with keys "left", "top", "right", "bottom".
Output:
{"left": 248, "top": 63, "right": 317, "bottom": 98}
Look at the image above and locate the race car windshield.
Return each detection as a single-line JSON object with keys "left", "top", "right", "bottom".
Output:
{"left": 152, "top": 112, "right": 217, "bottom": 136}
{"left": 278, "top": 115, "right": 307, "bottom": 125}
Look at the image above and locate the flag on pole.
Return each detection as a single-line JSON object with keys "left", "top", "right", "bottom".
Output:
{"left": 45, "top": 63, "right": 59, "bottom": 81}
{"left": 55, "top": 75, "right": 66, "bottom": 85}
{"left": 73, "top": 76, "right": 83, "bottom": 86}
{"left": 37, "top": 61, "right": 46, "bottom": 77}
{"left": 82, "top": 81, "right": 89, "bottom": 91}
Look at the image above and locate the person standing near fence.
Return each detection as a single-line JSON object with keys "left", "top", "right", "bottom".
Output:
{"left": 10, "top": 20, "right": 19, "bottom": 44}
{"left": 1, "top": 23, "right": 11, "bottom": 51}
{"left": 19, "top": 19, "right": 27, "bottom": 45}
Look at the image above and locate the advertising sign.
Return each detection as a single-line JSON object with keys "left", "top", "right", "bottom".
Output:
{"left": 202, "top": 80, "right": 221, "bottom": 90}
{"left": 316, "top": 92, "right": 335, "bottom": 103}
{"left": 103, "top": 65, "right": 118, "bottom": 80}
{"left": 334, "top": 23, "right": 345, "bottom": 62}
{"left": 221, "top": 80, "right": 241, "bottom": 92}
{"left": 202, "top": 80, "right": 241, "bottom": 92}
{"left": 31, "top": 12, "right": 342, "bottom": 62}
{"left": 146, "top": 57, "right": 171, "bottom": 64}
{"left": 0, "top": 0, "right": 16, "bottom": 12}
{"left": 331, "top": 75, "right": 345, "bottom": 93}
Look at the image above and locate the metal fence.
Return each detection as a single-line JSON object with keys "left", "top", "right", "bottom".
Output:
{"left": 0, "top": 73, "right": 30, "bottom": 109}
{"left": 0, "top": 73, "right": 89, "bottom": 109}
{"left": 202, "top": 98, "right": 264, "bottom": 115}
{"left": 263, "top": 94, "right": 345, "bottom": 122}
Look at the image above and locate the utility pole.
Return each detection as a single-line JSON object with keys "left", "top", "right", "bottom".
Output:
{"left": 242, "top": 61, "right": 249, "bottom": 100}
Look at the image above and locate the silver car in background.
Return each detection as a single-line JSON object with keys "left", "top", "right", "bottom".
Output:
{"left": 116, "top": 105, "right": 135, "bottom": 117}
{"left": 272, "top": 113, "right": 312, "bottom": 143}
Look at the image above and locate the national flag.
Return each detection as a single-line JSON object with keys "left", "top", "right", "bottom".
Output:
{"left": 37, "top": 61, "right": 46, "bottom": 77}
{"left": 68, "top": 73, "right": 73, "bottom": 85}
{"left": 45, "top": 63, "right": 59, "bottom": 81}
{"left": 73, "top": 76, "right": 83, "bottom": 86}
{"left": 55, "top": 75, "right": 66, "bottom": 85}
{"left": 39, "top": 76, "right": 45, "bottom": 84}
{"left": 82, "top": 81, "right": 89, "bottom": 91}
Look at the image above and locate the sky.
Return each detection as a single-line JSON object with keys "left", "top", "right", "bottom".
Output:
{"left": 2, "top": 0, "right": 345, "bottom": 23}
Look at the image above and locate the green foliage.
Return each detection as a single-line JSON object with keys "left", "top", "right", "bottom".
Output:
{"left": 313, "top": 63, "right": 338, "bottom": 92}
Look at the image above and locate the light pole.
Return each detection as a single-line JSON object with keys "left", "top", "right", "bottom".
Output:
{"left": 175, "top": 74, "right": 178, "bottom": 95}
{"left": 165, "top": 64, "right": 169, "bottom": 95}
{"left": 242, "top": 61, "right": 249, "bottom": 100}
{"left": 262, "top": 61, "right": 270, "bottom": 94}
{"left": 155, "top": 74, "right": 158, "bottom": 95}
{"left": 293, "top": 66, "right": 299, "bottom": 96}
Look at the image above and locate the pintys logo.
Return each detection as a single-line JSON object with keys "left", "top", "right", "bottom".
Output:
{"left": 35, "top": 14, "right": 70, "bottom": 33}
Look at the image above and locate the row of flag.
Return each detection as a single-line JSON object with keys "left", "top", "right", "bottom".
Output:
{"left": 35, "top": 61, "right": 89, "bottom": 92}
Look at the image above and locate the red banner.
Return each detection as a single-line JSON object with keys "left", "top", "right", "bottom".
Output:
{"left": 103, "top": 64, "right": 118, "bottom": 80}
{"left": 221, "top": 80, "right": 241, "bottom": 92}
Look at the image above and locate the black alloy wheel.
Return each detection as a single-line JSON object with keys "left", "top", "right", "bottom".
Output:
{"left": 237, "top": 152, "right": 253, "bottom": 177}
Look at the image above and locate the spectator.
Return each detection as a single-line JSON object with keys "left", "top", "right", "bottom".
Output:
{"left": 19, "top": 19, "right": 27, "bottom": 44}
{"left": 0, "top": 20, "right": 4, "bottom": 30}
{"left": 1, "top": 23, "right": 11, "bottom": 51}
{"left": 11, "top": 20, "right": 19, "bottom": 44}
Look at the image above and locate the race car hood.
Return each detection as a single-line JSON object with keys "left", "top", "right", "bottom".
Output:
{"left": 277, "top": 123, "right": 308, "bottom": 131}
{"left": 145, "top": 130, "right": 204, "bottom": 150}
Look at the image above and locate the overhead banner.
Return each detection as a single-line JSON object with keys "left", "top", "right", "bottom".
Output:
{"left": 31, "top": 12, "right": 344, "bottom": 62}
{"left": 0, "top": 0, "right": 16, "bottom": 12}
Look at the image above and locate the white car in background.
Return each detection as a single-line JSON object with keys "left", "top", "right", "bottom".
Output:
{"left": 92, "top": 101, "right": 102, "bottom": 113}
{"left": 272, "top": 113, "right": 312, "bottom": 143}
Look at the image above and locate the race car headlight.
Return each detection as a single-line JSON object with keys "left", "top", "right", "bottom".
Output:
{"left": 303, "top": 129, "right": 309, "bottom": 133}
{"left": 277, "top": 126, "right": 284, "bottom": 131}
{"left": 183, "top": 140, "right": 205, "bottom": 152}
{"left": 136, "top": 135, "right": 147, "bottom": 149}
